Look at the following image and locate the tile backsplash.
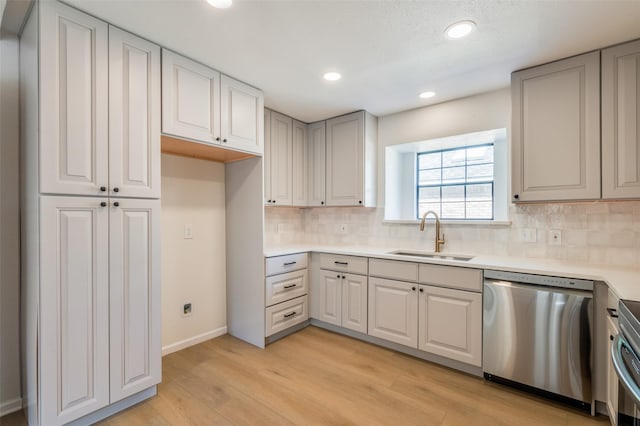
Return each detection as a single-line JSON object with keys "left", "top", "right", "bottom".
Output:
{"left": 265, "top": 201, "right": 640, "bottom": 267}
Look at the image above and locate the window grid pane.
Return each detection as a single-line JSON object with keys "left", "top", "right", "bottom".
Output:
{"left": 416, "top": 144, "right": 494, "bottom": 220}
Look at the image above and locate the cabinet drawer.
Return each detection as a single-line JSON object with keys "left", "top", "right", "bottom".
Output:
{"left": 265, "top": 295, "right": 308, "bottom": 337}
{"left": 418, "top": 264, "right": 482, "bottom": 292}
{"left": 266, "top": 269, "right": 308, "bottom": 307}
{"left": 265, "top": 252, "right": 308, "bottom": 276}
{"left": 319, "top": 253, "right": 368, "bottom": 275}
{"left": 369, "top": 258, "right": 418, "bottom": 282}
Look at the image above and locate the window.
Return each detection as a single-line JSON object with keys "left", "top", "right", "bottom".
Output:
{"left": 416, "top": 144, "right": 494, "bottom": 220}
{"left": 384, "top": 128, "right": 507, "bottom": 222}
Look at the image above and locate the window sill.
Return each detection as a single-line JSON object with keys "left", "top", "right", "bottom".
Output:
{"left": 382, "top": 219, "right": 512, "bottom": 226}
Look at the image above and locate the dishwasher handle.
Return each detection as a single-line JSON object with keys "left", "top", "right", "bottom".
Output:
{"left": 612, "top": 334, "right": 640, "bottom": 406}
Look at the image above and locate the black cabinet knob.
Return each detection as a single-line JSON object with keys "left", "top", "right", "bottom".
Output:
{"left": 358, "top": 200, "right": 362, "bottom": 204}
{"left": 514, "top": 194, "right": 519, "bottom": 199}
{"left": 419, "top": 288, "right": 424, "bottom": 293}
{"left": 100, "top": 201, "right": 107, "bottom": 207}
{"left": 321, "top": 201, "right": 324, "bottom": 205}
{"left": 113, "top": 187, "right": 120, "bottom": 193}
{"left": 610, "top": 335, "right": 614, "bottom": 341}
{"left": 412, "top": 286, "right": 416, "bottom": 291}
{"left": 216, "top": 137, "right": 221, "bottom": 141}
{"left": 113, "top": 201, "right": 120, "bottom": 207}
{"left": 337, "top": 274, "right": 340, "bottom": 278}
{"left": 223, "top": 139, "right": 227, "bottom": 143}
{"left": 272, "top": 200, "right": 276, "bottom": 204}
{"left": 100, "top": 186, "right": 106, "bottom": 192}
{"left": 342, "top": 275, "right": 345, "bottom": 279}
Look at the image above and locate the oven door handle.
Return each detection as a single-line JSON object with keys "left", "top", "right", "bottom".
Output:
{"left": 612, "top": 334, "right": 640, "bottom": 406}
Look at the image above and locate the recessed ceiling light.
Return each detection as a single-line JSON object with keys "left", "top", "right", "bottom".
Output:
{"left": 445, "top": 20, "right": 476, "bottom": 39}
{"left": 323, "top": 72, "right": 342, "bottom": 81}
{"left": 206, "top": 0, "right": 232, "bottom": 9}
{"left": 419, "top": 91, "right": 436, "bottom": 99}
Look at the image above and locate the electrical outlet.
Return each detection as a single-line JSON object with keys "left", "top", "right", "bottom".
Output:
{"left": 277, "top": 223, "right": 285, "bottom": 233}
{"left": 521, "top": 228, "right": 537, "bottom": 243}
{"left": 338, "top": 224, "right": 349, "bottom": 234}
{"left": 549, "top": 229, "right": 562, "bottom": 246}
{"left": 184, "top": 224, "right": 193, "bottom": 239}
{"left": 183, "top": 303, "right": 192, "bottom": 317}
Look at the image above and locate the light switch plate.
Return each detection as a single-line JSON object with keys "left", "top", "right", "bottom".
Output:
{"left": 549, "top": 229, "right": 562, "bottom": 246}
{"left": 184, "top": 224, "right": 193, "bottom": 239}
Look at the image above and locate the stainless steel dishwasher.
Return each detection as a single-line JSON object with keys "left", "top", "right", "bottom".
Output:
{"left": 483, "top": 270, "right": 594, "bottom": 409}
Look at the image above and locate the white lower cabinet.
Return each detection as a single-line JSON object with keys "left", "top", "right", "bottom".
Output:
{"left": 368, "top": 277, "right": 418, "bottom": 347}
{"left": 418, "top": 285, "right": 482, "bottom": 367}
{"left": 39, "top": 196, "right": 161, "bottom": 425}
{"left": 265, "top": 295, "right": 309, "bottom": 337}
{"left": 315, "top": 269, "right": 368, "bottom": 333}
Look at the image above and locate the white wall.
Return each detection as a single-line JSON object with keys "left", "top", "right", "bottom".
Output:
{"left": 377, "top": 88, "right": 510, "bottom": 206}
{"left": 0, "top": 31, "right": 22, "bottom": 416}
{"left": 160, "top": 154, "right": 227, "bottom": 355}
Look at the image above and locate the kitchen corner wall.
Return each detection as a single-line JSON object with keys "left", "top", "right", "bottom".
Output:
{"left": 161, "top": 154, "right": 227, "bottom": 355}
{"left": 265, "top": 88, "right": 640, "bottom": 269}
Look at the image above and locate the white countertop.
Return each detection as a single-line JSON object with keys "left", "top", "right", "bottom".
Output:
{"left": 264, "top": 244, "right": 640, "bottom": 301}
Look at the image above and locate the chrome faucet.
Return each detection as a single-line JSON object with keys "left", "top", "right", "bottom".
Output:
{"left": 419, "top": 210, "right": 445, "bottom": 253}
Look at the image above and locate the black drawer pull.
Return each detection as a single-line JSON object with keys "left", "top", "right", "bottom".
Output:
{"left": 284, "top": 311, "right": 296, "bottom": 318}
{"left": 283, "top": 284, "right": 297, "bottom": 289}
{"left": 283, "top": 261, "right": 297, "bottom": 266}
{"left": 334, "top": 261, "right": 348, "bottom": 265}
{"left": 607, "top": 308, "right": 619, "bottom": 318}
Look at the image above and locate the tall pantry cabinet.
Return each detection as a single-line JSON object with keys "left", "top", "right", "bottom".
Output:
{"left": 20, "top": 2, "right": 161, "bottom": 425}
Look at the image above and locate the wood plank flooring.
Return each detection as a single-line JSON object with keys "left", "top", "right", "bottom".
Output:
{"left": 1, "top": 326, "right": 609, "bottom": 425}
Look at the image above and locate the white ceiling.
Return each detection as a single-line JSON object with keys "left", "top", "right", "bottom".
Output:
{"left": 64, "top": 0, "right": 640, "bottom": 123}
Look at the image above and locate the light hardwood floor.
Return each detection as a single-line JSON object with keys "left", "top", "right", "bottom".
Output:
{"left": 1, "top": 326, "right": 609, "bottom": 425}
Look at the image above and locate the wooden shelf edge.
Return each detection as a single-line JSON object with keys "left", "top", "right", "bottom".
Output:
{"left": 161, "top": 135, "right": 257, "bottom": 164}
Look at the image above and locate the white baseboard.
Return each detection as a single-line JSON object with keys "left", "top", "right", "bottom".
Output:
{"left": 0, "top": 397, "right": 22, "bottom": 417}
{"left": 162, "top": 326, "right": 227, "bottom": 356}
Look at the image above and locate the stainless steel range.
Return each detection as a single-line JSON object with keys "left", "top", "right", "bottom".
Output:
{"left": 612, "top": 300, "right": 640, "bottom": 425}
{"left": 483, "top": 270, "right": 593, "bottom": 409}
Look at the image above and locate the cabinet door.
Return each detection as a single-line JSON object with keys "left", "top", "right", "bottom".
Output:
{"left": 511, "top": 51, "right": 600, "bottom": 202}
{"left": 109, "top": 199, "right": 161, "bottom": 402}
{"left": 326, "top": 111, "right": 364, "bottom": 206}
{"left": 161, "top": 49, "right": 220, "bottom": 144}
{"left": 307, "top": 121, "right": 326, "bottom": 206}
{"left": 39, "top": 1, "right": 108, "bottom": 196}
{"left": 342, "top": 273, "right": 367, "bottom": 333}
{"left": 602, "top": 40, "right": 640, "bottom": 199}
{"left": 270, "top": 111, "right": 293, "bottom": 205}
{"left": 292, "top": 120, "right": 308, "bottom": 206}
{"left": 368, "top": 277, "right": 418, "bottom": 348}
{"left": 606, "top": 315, "right": 619, "bottom": 424}
{"left": 40, "top": 196, "right": 110, "bottom": 425}
{"left": 220, "top": 75, "right": 264, "bottom": 155}
{"left": 264, "top": 108, "right": 272, "bottom": 204}
{"left": 109, "top": 27, "right": 161, "bottom": 199}
{"left": 315, "top": 270, "right": 342, "bottom": 326}
{"left": 418, "top": 285, "right": 482, "bottom": 366}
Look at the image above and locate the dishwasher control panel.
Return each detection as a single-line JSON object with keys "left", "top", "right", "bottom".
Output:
{"left": 484, "top": 270, "right": 594, "bottom": 291}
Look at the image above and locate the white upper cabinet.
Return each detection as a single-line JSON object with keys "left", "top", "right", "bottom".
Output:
{"left": 220, "top": 75, "right": 264, "bottom": 154}
{"left": 292, "top": 120, "right": 308, "bottom": 206}
{"left": 109, "top": 199, "right": 161, "bottom": 402}
{"left": 39, "top": 0, "right": 109, "bottom": 197}
{"left": 268, "top": 111, "right": 293, "bottom": 205}
{"left": 602, "top": 40, "right": 640, "bottom": 199}
{"left": 511, "top": 51, "right": 601, "bottom": 202}
{"left": 161, "top": 49, "right": 220, "bottom": 144}
{"left": 109, "top": 27, "right": 161, "bottom": 199}
{"left": 326, "top": 111, "right": 377, "bottom": 207}
{"left": 307, "top": 121, "right": 326, "bottom": 206}
{"left": 161, "top": 50, "right": 264, "bottom": 155}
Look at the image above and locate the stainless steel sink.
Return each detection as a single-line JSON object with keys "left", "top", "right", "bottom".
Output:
{"left": 387, "top": 250, "right": 474, "bottom": 262}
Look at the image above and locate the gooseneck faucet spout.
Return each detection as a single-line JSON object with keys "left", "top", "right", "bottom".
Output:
{"left": 419, "top": 210, "right": 445, "bottom": 253}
